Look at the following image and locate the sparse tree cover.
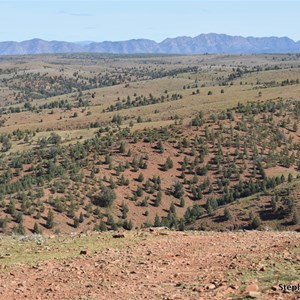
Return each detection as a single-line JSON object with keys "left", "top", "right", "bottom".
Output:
{"left": 99, "top": 220, "right": 107, "bottom": 231}
{"left": 163, "top": 157, "right": 173, "bottom": 171}
{"left": 154, "top": 191, "right": 162, "bottom": 207}
{"left": 94, "top": 187, "right": 116, "bottom": 207}
{"left": 156, "top": 140, "right": 164, "bottom": 153}
{"left": 180, "top": 197, "right": 185, "bottom": 208}
{"left": 46, "top": 210, "right": 54, "bottom": 229}
{"left": 137, "top": 173, "right": 144, "bottom": 182}
{"left": 119, "top": 141, "right": 126, "bottom": 154}
{"left": 33, "top": 222, "right": 42, "bottom": 234}
{"left": 154, "top": 213, "right": 161, "bottom": 227}
{"left": 224, "top": 207, "right": 232, "bottom": 221}
{"left": 13, "top": 223, "right": 26, "bottom": 235}
{"left": 73, "top": 217, "right": 79, "bottom": 228}
{"left": 107, "top": 93, "right": 183, "bottom": 112}
{"left": 123, "top": 219, "right": 133, "bottom": 230}
{"left": 173, "top": 182, "right": 184, "bottom": 199}
{"left": 292, "top": 210, "right": 299, "bottom": 225}
{"left": 251, "top": 215, "right": 262, "bottom": 229}
{"left": 0, "top": 55, "right": 299, "bottom": 235}
{"left": 121, "top": 202, "right": 129, "bottom": 219}
{"left": 178, "top": 218, "right": 185, "bottom": 231}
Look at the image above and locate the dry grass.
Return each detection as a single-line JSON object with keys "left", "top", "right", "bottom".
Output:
{"left": 1, "top": 53, "right": 300, "bottom": 135}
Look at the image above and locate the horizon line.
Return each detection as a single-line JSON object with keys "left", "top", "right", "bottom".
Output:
{"left": 1, "top": 33, "right": 299, "bottom": 44}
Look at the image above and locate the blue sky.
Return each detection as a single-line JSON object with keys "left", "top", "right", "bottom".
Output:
{"left": 0, "top": 1, "right": 299, "bottom": 42}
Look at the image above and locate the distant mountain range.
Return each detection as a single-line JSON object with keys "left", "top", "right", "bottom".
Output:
{"left": 1, "top": 34, "right": 300, "bottom": 55}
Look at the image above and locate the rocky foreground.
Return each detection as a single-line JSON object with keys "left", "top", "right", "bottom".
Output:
{"left": 0, "top": 230, "right": 299, "bottom": 300}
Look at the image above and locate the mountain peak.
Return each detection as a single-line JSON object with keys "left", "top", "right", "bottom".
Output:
{"left": 0, "top": 34, "right": 299, "bottom": 55}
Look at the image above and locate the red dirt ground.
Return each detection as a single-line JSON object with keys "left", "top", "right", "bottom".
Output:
{"left": 0, "top": 230, "right": 299, "bottom": 300}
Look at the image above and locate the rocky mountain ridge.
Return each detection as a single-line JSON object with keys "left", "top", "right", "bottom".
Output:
{"left": 1, "top": 33, "right": 300, "bottom": 55}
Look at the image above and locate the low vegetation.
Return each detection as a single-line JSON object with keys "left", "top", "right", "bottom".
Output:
{"left": 0, "top": 53, "right": 299, "bottom": 235}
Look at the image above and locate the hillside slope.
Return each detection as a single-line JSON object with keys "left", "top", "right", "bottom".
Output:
{"left": 0, "top": 99, "right": 300, "bottom": 235}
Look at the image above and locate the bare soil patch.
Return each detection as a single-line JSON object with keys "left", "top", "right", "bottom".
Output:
{"left": 0, "top": 230, "right": 299, "bottom": 299}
